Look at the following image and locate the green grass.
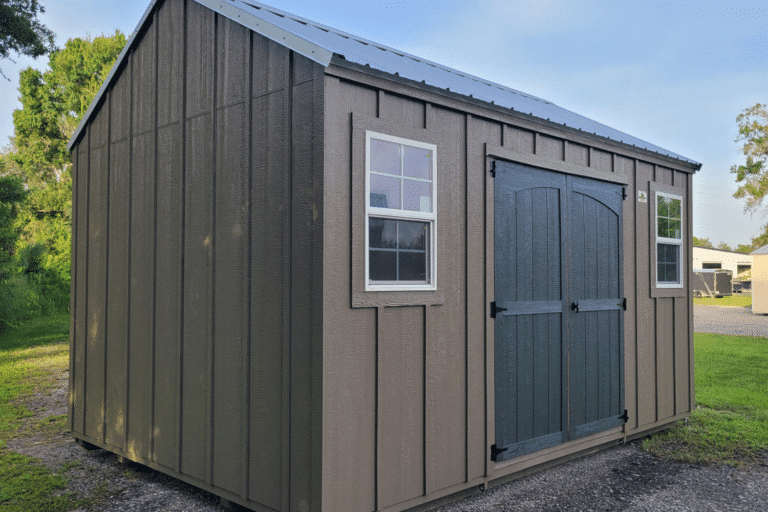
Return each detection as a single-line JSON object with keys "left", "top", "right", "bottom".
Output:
{"left": 0, "top": 313, "right": 89, "bottom": 511}
{"left": 642, "top": 333, "right": 768, "bottom": 466}
{"left": 692, "top": 295, "right": 752, "bottom": 307}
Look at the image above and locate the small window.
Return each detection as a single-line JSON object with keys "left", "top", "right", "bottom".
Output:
{"left": 365, "top": 131, "right": 437, "bottom": 291}
{"left": 656, "top": 192, "right": 683, "bottom": 287}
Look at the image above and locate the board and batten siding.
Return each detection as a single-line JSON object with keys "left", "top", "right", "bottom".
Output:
{"left": 322, "top": 67, "right": 695, "bottom": 512}
{"left": 69, "top": 0, "right": 324, "bottom": 510}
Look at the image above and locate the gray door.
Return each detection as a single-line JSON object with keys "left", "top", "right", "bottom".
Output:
{"left": 493, "top": 161, "right": 624, "bottom": 462}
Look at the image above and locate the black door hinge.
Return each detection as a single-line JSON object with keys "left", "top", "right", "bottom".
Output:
{"left": 490, "top": 161, "right": 497, "bottom": 178}
{"left": 490, "top": 301, "right": 508, "bottom": 318}
{"left": 571, "top": 301, "right": 579, "bottom": 313}
{"left": 620, "top": 298, "right": 627, "bottom": 311}
{"left": 490, "top": 444, "right": 508, "bottom": 462}
{"left": 621, "top": 187, "right": 627, "bottom": 200}
{"left": 619, "top": 409, "right": 629, "bottom": 423}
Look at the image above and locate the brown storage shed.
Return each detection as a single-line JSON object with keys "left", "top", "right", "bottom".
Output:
{"left": 66, "top": 1, "right": 701, "bottom": 510}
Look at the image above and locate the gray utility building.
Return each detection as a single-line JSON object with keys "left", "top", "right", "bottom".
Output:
{"left": 66, "top": 0, "right": 702, "bottom": 511}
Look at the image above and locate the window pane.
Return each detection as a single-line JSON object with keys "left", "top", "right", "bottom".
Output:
{"left": 370, "top": 250, "right": 397, "bottom": 281}
{"left": 403, "top": 146, "right": 432, "bottom": 180}
{"left": 669, "top": 198, "right": 681, "bottom": 219}
{"left": 399, "top": 252, "right": 427, "bottom": 281}
{"left": 370, "top": 138, "right": 401, "bottom": 176}
{"left": 658, "top": 243, "right": 680, "bottom": 283}
{"left": 669, "top": 219, "right": 681, "bottom": 239}
{"left": 370, "top": 174, "right": 401, "bottom": 209}
{"left": 403, "top": 179, "right": 432, "bottom": 212}
{"left": 657, "top": 196, "right": 668, "bottom": 217}
{"left": 369, "top": 218, "right": 397, "bottom": 249}
{"left": 668, "top": 263, "right": 679, "bottom": 283}
{"left": 398, "top": 220, "right": 427, "bottom": 250}
{"left": 658, "top": 218, "right": 668, "bottom": 238}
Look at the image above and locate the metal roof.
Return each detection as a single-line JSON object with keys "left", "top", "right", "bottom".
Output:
{"left": 68, "top": 0, "right": 701, "bottom": 167}
{"left": 751, "top": 245, "right": 768, "bottom": 255}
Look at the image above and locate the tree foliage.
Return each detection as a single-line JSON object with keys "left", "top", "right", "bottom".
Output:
{"left": 735, "top": 244, "right": 753, "bottom": 254}
{"left": 716, "top": 241, "right": 732, "bottom": 251}
{"left": 0, "top": 0, "right": 55, "bottom": 79}
{"left": 1, "top": 33, "right": 125, "bottom": 327}
{"left": 0, "top": 175, "right": 26, "bottom": 278}
{"left": 10, "top": 32, "right": 126, "bottom": 183}
{"left": 693, "top": 236, "right": 713, "bottom": 248}
{"left": 732, "top": 104, "right": 768, "bottom": 212}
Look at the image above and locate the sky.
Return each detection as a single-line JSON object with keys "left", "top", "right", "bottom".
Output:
{"left": 2, "top": 0, "right": 767, "bottom": 248}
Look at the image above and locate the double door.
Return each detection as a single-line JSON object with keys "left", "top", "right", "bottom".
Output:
{"left": 493, "top": 161, "right": 625, "bottom": 462}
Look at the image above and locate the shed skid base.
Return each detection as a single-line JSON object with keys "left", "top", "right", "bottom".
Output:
{"left": 75, "top": 438, "right": 99, "bottom": 451}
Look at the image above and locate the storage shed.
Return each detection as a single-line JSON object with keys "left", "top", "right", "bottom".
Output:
{"left": 66, "top": 1, "right": 702, "bottom": 510}
{"left": 751, "top": 245, "right": 768, "bottom": 314}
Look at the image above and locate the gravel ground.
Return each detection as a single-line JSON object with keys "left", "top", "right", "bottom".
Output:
{"left": 9, "top": 374, "right": 768, "bottom": 511}
{"left": 694, "top": 304, "right": 768, "bottom": 337}
{"left": 6, "top": 310, "right": 767, "bottom": 511}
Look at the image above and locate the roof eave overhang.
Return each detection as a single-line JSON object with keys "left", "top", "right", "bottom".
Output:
{"left": 328, "top": 56, "right": 702, "bottom": 173}
{"left": 67, "top": 0, "right": 334, "bottom": 152}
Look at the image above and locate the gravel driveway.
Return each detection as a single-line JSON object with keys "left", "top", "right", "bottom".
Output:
{"left": 11, "top": 374, "right": 768, "bottom": 512}
{"left": 694, "top": 304, "right": 768, "bottom": 337}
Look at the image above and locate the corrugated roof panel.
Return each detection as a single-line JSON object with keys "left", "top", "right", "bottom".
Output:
{"left": 228, "top": 0, "right": 697, "bottom": 165}
{"left": 68, "top": 0, "right": 700, "bottom": 167}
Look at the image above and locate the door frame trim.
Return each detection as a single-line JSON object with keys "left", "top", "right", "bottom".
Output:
{"left": 486, "top": 143, "right": 630, "bottom": 185}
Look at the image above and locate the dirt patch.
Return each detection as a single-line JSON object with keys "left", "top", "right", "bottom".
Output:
{"left": 6, "top": 373, "right": 228, "bottom": 511}
{"left": 6, "top": 375, "right": 768, "bottom": 511}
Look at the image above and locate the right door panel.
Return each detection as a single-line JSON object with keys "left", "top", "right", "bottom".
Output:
{"left": 567, "top": 175, "right": 625, "bottom": 440}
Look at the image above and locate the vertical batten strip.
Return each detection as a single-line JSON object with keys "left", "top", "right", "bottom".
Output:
{"left": 69, "top": 149, "right": 78, "bottom": 432}
{"left": 374, "top": 306, "right": 380, "bottom": 511}
{"left": 633, "top": 159, "right": 639, "bottom": 429}
{"left": 125, "top": 49, "right": 134, "bottom": 451}
{"left": 150, "top": 9, "right": 160, "bottom": 462}
{"left": 83, "top": 125, "right": 91, "bottom": 435}
{"left": 463, "top": 112, "right": 469, "bottom": 483}
{"left": 687, "top": 175, "right": 695, "bottom": 407}
{"left": 423, "top": 304, "right": 429, "bottom": 495}
{"left": 241, "top": 27, "right": 254, "bottom": 503}
{"left": 208, "top": 11, "right": 219, "bottom": 488}
{"left": 281, "top": 49, "right": 294, "bottom": 512}
{"left": 102, "top": 88, "right": 113, "bottom": 445}
{"left": 177, "top": 0, "right": 188, "bottom": 475}
{"left": 311, "top": 61, "right": 325, "bottom": 510}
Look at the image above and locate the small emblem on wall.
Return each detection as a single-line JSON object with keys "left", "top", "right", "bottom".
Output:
{"left": 637, "top": 191, "right": 648, "bottom": 203}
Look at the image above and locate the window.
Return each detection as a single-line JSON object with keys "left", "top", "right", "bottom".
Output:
{"left": 365, "top": 131, "right": 437, "bottom": 291}
{"left": 656, "top": 191, "right": 683, "bottom": 287}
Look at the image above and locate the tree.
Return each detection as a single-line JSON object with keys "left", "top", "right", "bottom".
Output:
{"left": 7, "top": 32, "right": 125, "bottom": 283}
{"left": 10, "top": 32, "right": 126, "bottom": 183}
{"left": 732, "top": 104, "right": 768, "bottom": 212}
{"left": 716, "top": 242, "right": 732, "bottom": 251}
{"left": 693, "top": 236, "right": 713, "bottom": 248}
{"left": 0, "top": 0, "right": 55, "bottom": 79}
{"left": 0, "top": 175, "right": 26, "bottom": 278}
{"left": 735, "top": 244, "right": 753, "bottom": 254}
{"left": 748, "top": 225, "right": 768, "bottom": 253}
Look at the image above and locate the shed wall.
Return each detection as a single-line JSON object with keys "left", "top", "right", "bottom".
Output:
{"left": 752, "top": 254, "right": 768, "bottom": 314}
{"left": 69, "top": 0, "right": 324, "bottom": 510}
{"left": 322, "top": 69, "right": 695, "bottom": 512}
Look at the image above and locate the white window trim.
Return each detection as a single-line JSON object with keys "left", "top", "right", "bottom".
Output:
{"left": 365, "top": 130, "right": 437, "bottom": 291}
{"left": 655, "top": 190, "right": 684, "bottom": 288}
